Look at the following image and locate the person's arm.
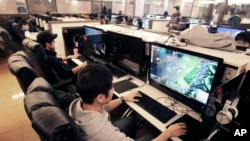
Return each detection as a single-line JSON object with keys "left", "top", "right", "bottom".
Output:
{"left": 152, "top": 122, "right": 187, "bottom": 141}
{"left": 24, "top": 31, "right": 37, "bottom": 41}
{"left": 107, "top": 91, "right": 141, "bottom": 111}
{"left": 72, "top": 61, "right": 88, "bottom": 74}
{"left": 61, "top": 54, "right": 81, "bottom": 61}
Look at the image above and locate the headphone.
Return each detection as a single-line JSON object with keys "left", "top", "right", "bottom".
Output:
{"left": 205, "top": 87, "right": 223, "bottom": 117}
{"left": 216, "top": 96, "right": 239, "bottom": 124}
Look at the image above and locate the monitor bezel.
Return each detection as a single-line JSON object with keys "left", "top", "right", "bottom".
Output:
{"left": 148, "top": 42, "right": 224, "bottom": 113}
{"left": 217, "top": 26, "right": 246, "bottom": 37}
{"left": 106, "top": 31, "right": 145, "bottom": 75}
{"left": 83, "top": 25, "right": 104, "bottom": 35}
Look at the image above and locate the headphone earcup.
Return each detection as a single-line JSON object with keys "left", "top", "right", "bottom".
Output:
{"left": 216, "top": 110, "right": 233, "bottom": 124}
{"left": 206, "top": 100, "right": 222, "bottom": 117}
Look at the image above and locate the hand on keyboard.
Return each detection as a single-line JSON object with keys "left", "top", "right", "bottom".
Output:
{"left": 124, "top": 91, "right": 142, "bottom": 102}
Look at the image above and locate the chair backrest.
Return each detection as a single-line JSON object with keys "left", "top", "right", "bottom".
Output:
{"left": 0, "top": 27, "right": 21, "bottom": 53}
{"left": 22, "top": 38, "right": 60, "bottom": 84}
{"left": 12, "top": 22, "right": 25, "bottom": 42}
{"left": 8, "top": 51, "right": 38, "bottom": 93}
{"left": 24, "top": 77, "right": 83, "bottom": 141}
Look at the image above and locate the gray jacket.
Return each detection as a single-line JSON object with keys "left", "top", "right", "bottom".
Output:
{"left": 68, "top": 98, "right": 134, "bottom": 141}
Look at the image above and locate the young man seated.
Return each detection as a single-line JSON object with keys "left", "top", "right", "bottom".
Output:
{"left": 69, "top": 63, "right": 187, "bottom": 141}
{"left": 36, "top": 31, "right": 87, "bottom": 84}
{"left": 19, "top": 19, "right": 38, "bottom": 41}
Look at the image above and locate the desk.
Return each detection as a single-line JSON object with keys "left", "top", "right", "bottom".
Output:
{"left": 80, "top": 24, "right": 250, "bottom": 82}
{"left": 72, "top": 57, "right": 208, "bottom": 141}
{"left": 113, "top": 74, "right": 207, "bottom": 141}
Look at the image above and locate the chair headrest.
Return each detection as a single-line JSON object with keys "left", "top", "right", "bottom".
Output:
{"left": 24, "top": 91, "right": 59, "bottom": 119}
{"left": 22, "top": 38, "right": 41, "bottom": 51}
{"left": 26, "top": 77, "right": 53, "bottom": 94}
{"left": 8, "top": 51, "right": 34, "bottom": 75}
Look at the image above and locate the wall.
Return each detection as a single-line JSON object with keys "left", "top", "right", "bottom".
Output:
{"left": 26, "top": 0, "right": 57, "bottom": 14}
{"left": 56, "top": 0, "right": 91, "bottom": 14}
{"left": 0, "top": 0, "right": 19, "bottom": 14}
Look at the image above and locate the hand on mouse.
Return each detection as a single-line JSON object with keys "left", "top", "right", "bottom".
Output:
{"left": 124, "top": 91, "right": 142, "bottom": 102}
{"left": 165, "top": 122, "right": 187, "bottom": 137}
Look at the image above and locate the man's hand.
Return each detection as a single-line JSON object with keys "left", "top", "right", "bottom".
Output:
{"left": 124, "top": 91, "right": 142, "bottom": 102}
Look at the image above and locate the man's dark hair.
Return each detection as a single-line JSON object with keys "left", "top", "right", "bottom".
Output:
{"left": 76, "top": 63, "right": 113, "bottom": 104}
{"left": 174, "top": 6, "right": 180, "bottom": 11}
{"left": 235, "top": 32, "right": 250, "bottom": 44}
{"left": 19, "top": 19, "right": 28, "bottom": 27}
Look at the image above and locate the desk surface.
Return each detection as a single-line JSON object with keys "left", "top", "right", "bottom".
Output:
{"left": 72, "top": 58, "right": 208, "bottom": 141}
{"left": 86, "top": 24, "right": 250, "bottom": 71}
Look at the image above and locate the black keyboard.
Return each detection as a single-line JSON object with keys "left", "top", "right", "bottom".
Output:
{"left": 136, "top": 91, "right": 176, "bottom": 123}
{"left": 105, "top": 64, "right": 127, "bottom": 77}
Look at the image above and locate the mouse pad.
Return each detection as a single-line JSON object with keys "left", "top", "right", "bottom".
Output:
{"left": 114, "top": 80, "right": 138, "bottom": 93}
{"left": 169, "top": 114, "right": 214, "bottom": 141}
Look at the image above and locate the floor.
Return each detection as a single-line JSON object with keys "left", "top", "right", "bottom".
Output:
{"left": 0, "top": 52, "right": 40, "bottom": 141}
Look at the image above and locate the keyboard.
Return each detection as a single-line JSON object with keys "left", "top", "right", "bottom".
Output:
{"left": 105, "top": 64, "right": 127, "bottom": 77}
{"left": 136, "top": 91, "right": 176, "bottom": 123}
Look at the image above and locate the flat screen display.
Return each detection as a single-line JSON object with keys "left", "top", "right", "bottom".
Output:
{"left": 84, "top": 25, "right": 103, "bottom": 35}
{"left": 217, "top": 26, "right": 246, "bottom": 37}
{"left": 142, "top": 18, "right": 150, "bottom": 29}
{"left": 149, "top": 43, "right": 223, "bottom": 112}
{"left": 81, "top": 34, "right": 106, "bottom": 56}
{"left": 106, "top": 31, "right": 145, "bottom": 74}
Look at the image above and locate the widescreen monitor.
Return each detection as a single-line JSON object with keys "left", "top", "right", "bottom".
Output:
{"left": 142, "top": 18, "right": 150, "bottom": 29}
{"left": 149, "top": 43, "right": 224, "bottom": 113}
{"left": 217, "top": 26, "right": 246, "bottom": 37}
{"left": 79, "top": 34, "right": 107, "bottom": 60}
{"left": 106, "top": 31, "right": 145, "bottom": 75}
{"left": 189, "top": 24, "right": 211, "bottom": 32}
{"left": 83, "top": 25, "right": 103, "bottom": 35}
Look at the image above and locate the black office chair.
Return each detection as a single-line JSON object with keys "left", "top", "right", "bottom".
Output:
{"left": 22, "top": 38, "right": 76, "bottom": 93}
{"left": 8, "top": 51, "right": 38, "bottom": 94}
{"left": 0, "top": 27, "right": 21, "bottom": 53}
{"left": 24, "top": 77, "right": 82, "bottom": 141}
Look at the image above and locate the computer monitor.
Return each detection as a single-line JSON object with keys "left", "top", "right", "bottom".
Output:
{"left": 149, "top": 42, "right": 224, "bottom": 113}
{"left": 189, "top": 24, "right": 211, "bottom": 32}
{"left": 106, "top": 31, "right": 145, "bottom": 75}
{"left": 146, "top": 14, "right": 155, "bottom": 19}
{"left": 142, "top": 18, "right": 150, "bottom": 29}
{"left": 83, "top": 25, "right": 103, "bottom": 35}
{"left": 132, "top": 17, "right": 140, "bottom": 26}
{"left": 189, "top": 18, "right": 201, "bottom": 24}
{"left": 79, "top": 33, "right": 107, "bottom": 60}
{"left": 217, "top": 26, "right": 246, "bottom": 37}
